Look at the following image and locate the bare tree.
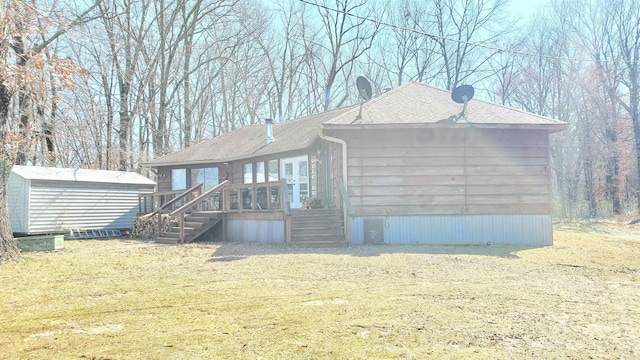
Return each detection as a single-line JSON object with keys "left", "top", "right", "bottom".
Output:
{"left": 586, "top": 0, "right": 640, "bottom": 213}
{"left": 313, "top": 0, "right": 380, "bottom": 110}
{"left": 98, "top": 0, "right": 153, "bottom": 170}
{"left": 1, "top": 0, "right": 98, "bottom": 263}
{"left": 430, "top": 0, "right": 512, "bottom": 90}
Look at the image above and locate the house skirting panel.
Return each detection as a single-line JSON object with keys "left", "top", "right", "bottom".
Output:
{"left": 350, "top": 214, "right": 552, "bottom": 246}
{"left": 227, "top": 219, "right": 284, "bottom": 244}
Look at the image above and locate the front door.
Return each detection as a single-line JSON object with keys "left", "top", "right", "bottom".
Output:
{"left": 281, "top": 156, "right": 309, "bottom": 209}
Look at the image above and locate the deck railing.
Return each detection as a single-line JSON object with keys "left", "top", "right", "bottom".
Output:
{"left": 139, "top": 180, "right": 289, "bottom": 215}
{"left": 138, "top": 180, "right": 290, "bottom": 241}
{"left": 138, "top": 187, "right": 201, "bottom": 214}
{"left": 336, "top": 177, "right": 352, "bottom": 243}
{"left": 169, "top": 180, "right": 229, "bottom": 243}
{"left": 221, "top": 181, "right": 287, "bottom": 211}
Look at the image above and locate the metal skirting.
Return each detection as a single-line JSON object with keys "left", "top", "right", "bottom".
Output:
{"left": 227, "top": 219, "right": 285, "bottom": 244}
{"left": 350, "top": 214, "right": 552, "bottom": 246}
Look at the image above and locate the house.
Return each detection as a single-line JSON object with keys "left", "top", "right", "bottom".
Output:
{"left": 8, "top": 166, "right": 156, "bottom": 235}
{"left": 145, "top": 81, "right": 566, "bottom": 246}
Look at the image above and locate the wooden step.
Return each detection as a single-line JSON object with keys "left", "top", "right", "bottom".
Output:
{"left": 184, "top": 221, "right": 204, "bottom": 229}
{"left": 288, "top": 208, "right": 346, "bottom": 247}
{"left": 155, "top": 211, "right": 223, "bottom": 245}
{"left": 291, "top": 209, "right": 341, "bottom": 217}
{"left": 161, "top": 232, "right": 181, "bottom": 239}
{"left": 291, "top": 221, "right": 343, "bottom": 229}
{"left": 167, "top": 226, "right": 197, "bottom": 235}
{"left": 291, "top": 228, "right": 344, "bottom": 238}
{"left": 156, "top": 237, "right": 180, "bottom": 244}
{"left": 289, "top": 239, "right": 349, "bottom": 248}
{"left": 185, "top": 215, "right": 218, "bottom": 224}
{"left": 291, "top": 232, "right": 345, "bottom": 240}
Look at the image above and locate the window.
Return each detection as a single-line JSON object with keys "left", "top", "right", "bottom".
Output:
{"left": 268, "top": 159, "right": 279, "bottom": 182}
{"left": 243, "top": 163, "right": 253, "bottom": 184}
{"left": 256, "top": 161, "right": 266, "bottom": 183}
{"left": 171, "top": 168, "right": 186, "bottom": 190}
{"left": 191, "top": 167, "right": 219, "bottom": 190}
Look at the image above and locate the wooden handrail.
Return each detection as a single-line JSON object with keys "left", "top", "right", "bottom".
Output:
{"left": 281, "top": 178, "right": 290, "bottom": 216}
{"left": 170, "top": 180, "right": 229, "bottom": 217}
{"left": 138, "top": 189, "right": 187, "bottom": 213}
{"left": 169, "top": 180, "right": 229, "bottom": 243}
{"left": 336, "top": 177, "right": 352, "bottom": 244}
{"left": 147, "top": 182, "right": 204, "bottom": 218}
{"left": 153, "top": 182, "right": 204, "bottom": 240}
{"left": 336, "top": 178, "right": 353, "bottom": 214}
{"left": 153, "top": 180, "right": 287, "bottom": 243}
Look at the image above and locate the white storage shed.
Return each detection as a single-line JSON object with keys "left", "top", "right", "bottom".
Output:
{"left": 8, "top": 166, "right": 156, "bottom": 235}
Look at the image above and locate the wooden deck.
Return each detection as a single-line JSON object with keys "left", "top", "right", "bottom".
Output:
{"left": 139, "top": 180, "right": 350, "bottom": 247}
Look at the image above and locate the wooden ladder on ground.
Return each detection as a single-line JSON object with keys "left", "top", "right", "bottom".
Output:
{"left": 289, "top": 208, "right": 348, "bottom": 248}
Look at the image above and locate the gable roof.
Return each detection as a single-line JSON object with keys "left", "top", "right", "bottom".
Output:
{"left": 324, "top": 81, "right": 566, "bottom": 128}
{"left": 149, "top": 81, "right": 566, "bottom": 167}
{"left": 10, "top": 165, "right": 155, "bottom": 185}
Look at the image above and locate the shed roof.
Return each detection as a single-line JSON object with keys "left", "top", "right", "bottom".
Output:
{"left": 10, "top": 166, "right": 156, "bottom": 186}
{"left": 148, "top": 81, "right": 566, "bottom": 167}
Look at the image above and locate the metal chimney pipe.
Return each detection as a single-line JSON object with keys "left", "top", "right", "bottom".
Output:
{"left": 265, "top": 118, "right": 274, "bottom": 144}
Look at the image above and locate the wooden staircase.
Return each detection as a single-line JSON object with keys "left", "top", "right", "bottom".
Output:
{"left": 156, "top": 211, "right": 223, "bottom": 245}
{"left": 289, "top": 208, "right": 348, "bottom": 248}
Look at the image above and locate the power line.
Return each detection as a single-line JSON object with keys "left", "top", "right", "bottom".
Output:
{"left": 297, "top": 0, "right": 624, "bottom": 65}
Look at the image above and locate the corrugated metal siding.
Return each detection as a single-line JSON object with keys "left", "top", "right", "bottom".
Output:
{"left": 227, "top": 220, "right": 284, "bottom": 244}
{"left": 350, "top": 214, "right": 552, "bottom": 246}
{"left": 27, "top": 181, "right": 155, "bottom": 233}
{"left": 7, "top": 174, "right": 29, "bottom": 233}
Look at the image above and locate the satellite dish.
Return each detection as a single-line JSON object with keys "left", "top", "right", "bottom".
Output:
{"left": 451, "top": 85, "right": 475, "bottom": 104}
{"left": 356, "top": 76, "right": 372, "bottom": 101}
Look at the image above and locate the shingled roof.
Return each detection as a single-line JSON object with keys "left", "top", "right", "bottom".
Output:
{"left": 324, "top": 81, "right": 566, "bottom": 128}
{"left": 148, "top": 81, "right": 566, "bottom": 166}
{"left": 148, "top": 105, "right": 356, "bottom": 166}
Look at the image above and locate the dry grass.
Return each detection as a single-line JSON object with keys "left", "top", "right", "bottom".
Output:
{"left": 1, "top": 226, "right": 639, "bottom": 359}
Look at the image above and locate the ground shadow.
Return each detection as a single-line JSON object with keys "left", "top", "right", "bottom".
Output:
{"left": 206, "top": 241, "right": 541, "bottom": 262}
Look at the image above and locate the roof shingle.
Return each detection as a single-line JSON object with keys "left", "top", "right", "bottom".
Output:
{"left": 148, "top": 106, "right": 356, "bottom": 166}
{"left": 325, "top": 81, "right": 565, "bottom": 126}
{"left": 149, "top": 81, "right": 565, "bottom": 166}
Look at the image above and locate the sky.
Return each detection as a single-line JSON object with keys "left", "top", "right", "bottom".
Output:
{"left": 508, "top": 0, "right": 551, "bottom": 21}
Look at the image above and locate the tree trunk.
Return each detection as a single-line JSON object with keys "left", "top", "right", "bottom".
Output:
{"left": 0, "top": 158, "right": 21, "bottom": 264}
{"left": 584, "top": 157, "right": 597, "bottom": 218}
{"left": 118, "top": 78, "right": 130, "bottom": 171}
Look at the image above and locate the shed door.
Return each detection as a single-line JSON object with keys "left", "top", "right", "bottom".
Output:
{"left": 281, "top": 156, "right": 309, "bottom": 209}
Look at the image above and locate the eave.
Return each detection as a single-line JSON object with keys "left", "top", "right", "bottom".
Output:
{"left": 322, "top": 122, "right": 568, "bottom": 133}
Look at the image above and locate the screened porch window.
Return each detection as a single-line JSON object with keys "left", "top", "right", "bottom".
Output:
{"left": 171, "top": 169, "right": 186, "bottom": 190}
{"left": 268, "top": 159, "right": 279, "bottom": 182}
{"left": 243, "top": 163, "right": 253, "bottom": 184}
{"left": 191, "top": 167, "right": 219, "bottom": 190}
{"left": 256, "top": 161, "right": 266, "bottom": 183}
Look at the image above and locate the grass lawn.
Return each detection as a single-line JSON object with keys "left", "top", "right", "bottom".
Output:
{"left": 1, "top": 225, "right": 639, "bottom": 359}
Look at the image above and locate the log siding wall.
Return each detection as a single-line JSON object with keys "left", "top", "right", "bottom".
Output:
{"left": 337, "top": 128, "right": 551, "bottom": 216}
